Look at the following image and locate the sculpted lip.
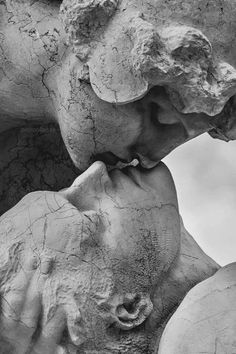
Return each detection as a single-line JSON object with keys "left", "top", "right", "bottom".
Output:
{"left": 109, "top": 161, "right": 164, "bottom": 188}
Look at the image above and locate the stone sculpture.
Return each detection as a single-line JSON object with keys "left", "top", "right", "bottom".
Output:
{"left": 0, "top": 0, "right": 235, "bottom": 353}
{"left": 158, "top": 262, "right": 236, "bottom": 354}
{"left": 1, "top": 0, "right": 236, "bottom": 174}
{"left": 0, "top": 162, "right": 218, "bottom": 353}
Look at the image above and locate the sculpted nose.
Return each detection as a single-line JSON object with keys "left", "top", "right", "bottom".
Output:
{"left": 130, "top": 87, "right": 188, "bottom": 168}
{"left": 131, "top": 86, "right": 214, "bottom": 168}
{"left": 60, "top": 161, "right": 113, "bottom": 210}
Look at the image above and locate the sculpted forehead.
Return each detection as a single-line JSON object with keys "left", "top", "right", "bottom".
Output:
{"left": 0, "top": 191, "right": 84, "bottom": 255}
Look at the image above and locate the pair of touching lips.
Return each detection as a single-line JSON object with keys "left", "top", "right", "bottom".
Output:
{"left": 60, "top": 160, "right": 177, "bottom": 209}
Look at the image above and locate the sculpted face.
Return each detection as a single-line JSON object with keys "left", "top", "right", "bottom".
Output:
{"left": 1, "top": 0, "right": 236, "bottom": 170}
{"left": 0, "top": 161, "right": 180, "bottom": 352}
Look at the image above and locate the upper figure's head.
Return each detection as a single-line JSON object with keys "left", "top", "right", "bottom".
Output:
{"left": 2, "top": 0, "right": 236, "bottom": 170}
{"left": 0, "top": 161, "right": 180, "bottom": 353}
{"left": 58, "top": 0, "right": 236, "bottom": 168}
{"left": 61, "top": 0, "right": 236, "bottom": 113}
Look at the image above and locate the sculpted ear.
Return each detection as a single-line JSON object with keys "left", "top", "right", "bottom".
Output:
{"left": 113, "top": 293, "right": 153, "bottom": 330}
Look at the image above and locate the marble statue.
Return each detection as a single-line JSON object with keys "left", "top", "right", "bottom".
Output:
{"left": 0, "top": 162, "right": 218, "bottom": 353}
{"left": 0, "top": 0, "right": 236, "bottom": 353}
{"left": 158, "top": 262, "right": 236, "bottom": 354}
{"left": 1, "top": 0, "right": 236, "bottom": 175}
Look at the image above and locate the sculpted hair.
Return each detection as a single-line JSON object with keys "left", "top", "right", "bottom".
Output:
{"left": 60, "top": 1, "right": 236, "bottom": 116}
{"left": 60, "top": 0, "right": 119, "bottom": 60}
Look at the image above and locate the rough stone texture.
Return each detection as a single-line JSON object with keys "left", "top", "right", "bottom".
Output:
{"left": 0, "top": 1, "right": 234, "bottom": 351}
{"left": 0, "top": 123, "right": 78, "bottom": 216}
{"left": 59, "top": 0, "right": 236, "bottom": 157}
{"left": 60, "top": 0, "right": 236, "bottom": 138}
{"left": 158, "top": 262, "right": 236, "bottom": 354}
{"left": 1, "top": 0, "right": 236, "bottom": 172}
{"left": 87, "top": 17, "right": 236, "bottom": 115}
{"left": 60, "top": 0, "right": 119, "bottom": 61}
{"left": 150, "top": 218, "right": 220, "bottom": 352}
{"left": 0, "top": 162, "right": 218, "bottom": 353}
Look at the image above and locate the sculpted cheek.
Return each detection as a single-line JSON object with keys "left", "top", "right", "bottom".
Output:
{"left": 53, "top": 56, "right": 143, "bottom": 170}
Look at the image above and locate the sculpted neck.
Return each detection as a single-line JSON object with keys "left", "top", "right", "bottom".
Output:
{"left": 147, "top": 220, "right": 220, "bottom": 352}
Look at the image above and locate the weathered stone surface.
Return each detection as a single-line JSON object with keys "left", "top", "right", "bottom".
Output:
{"left": 149, "top": 217, "right": 220, "bottom": 352}
{"left": 158, "top": 262, "right": 236, "bottom": 354}
{"left": 61, "top": 0, "right": 119, "bottom": 61}
{"left": 0, "top": 162, "right": 218, "bottom": 353}
{"left": 0, "top": 1, "right": 234, "bottom": 353}
{"left": 87, "top": 17, "right": 236, "bottom": 116}
{"left": 61, "top": 0, "right": 236, "bottom": 122}
{"left": 59, "top": 0, "right": 236, "bottom": 159}
{"left": 0, "top": 123, "right": 78, "bottom": 216}
{"left": 1, "top": 0, "right": 236, "bottom": 171}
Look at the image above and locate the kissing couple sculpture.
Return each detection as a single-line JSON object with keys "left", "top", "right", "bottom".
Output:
{"left": 0, "top": 160, "right": 234, "bottom": 354}
{"left": 1, "top": 0, "right": 236, "bottom": 352}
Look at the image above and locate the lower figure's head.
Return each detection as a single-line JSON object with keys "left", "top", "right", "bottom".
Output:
{"left": 0, "top": 161, "right": 180, "bottom": 353}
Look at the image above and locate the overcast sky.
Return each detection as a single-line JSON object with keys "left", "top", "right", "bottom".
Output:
{"left": 164, "top": 133, "right": 236, "bottom": 266}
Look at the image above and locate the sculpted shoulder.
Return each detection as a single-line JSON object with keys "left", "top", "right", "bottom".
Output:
{"left": 158, "top": 262, "right": 236, "bottom": 354}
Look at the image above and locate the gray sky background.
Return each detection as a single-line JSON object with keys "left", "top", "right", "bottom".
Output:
{"left": 164, "top": 133, "right": 236, "bottom": 266}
